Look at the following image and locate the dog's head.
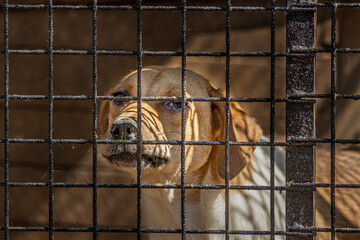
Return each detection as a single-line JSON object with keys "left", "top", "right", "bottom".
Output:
{"left": 99, "top": 66, "right": 262, "bottom": 183}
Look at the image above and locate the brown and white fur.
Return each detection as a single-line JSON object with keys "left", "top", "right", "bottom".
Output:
{"left": 99, "top": 66, "right": 286, "bottom": 240}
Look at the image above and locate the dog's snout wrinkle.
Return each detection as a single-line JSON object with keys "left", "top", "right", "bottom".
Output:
{"left": 111, "top": 118, "right": 138, "bottom": 140}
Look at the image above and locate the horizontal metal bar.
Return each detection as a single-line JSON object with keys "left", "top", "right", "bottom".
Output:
{"left": 2, "top": 49, "right": 360, "bottom": 57}
{"left": 0, "top": 94, "right": 94, "bottom": 100}
{"left": 292, "top": 2, "right": 360, "bottom": 8}
{"left": 0, "top": 138, "right": 358, "bottom": 145}
{"left": 136, "top": 229, "right": 315, "bottom": 236}
{"left": 289, "top": 226, "right": 360, "bottom": 234}
{"left": 0, "top": 139, "right": 305, "bottom": 146}
{"left": 337, "top": 48, "right": 360, "bottom": 54}
{"left": 288, "top": 48, "right": 360, "bottom": 54}
{"left": 0, "top": 139, "right": 265, "bottom": 145}
{"left": 288, "top": 137, "right": 325, "bottom": 143}
{"left": 0, "top": 227, "right": 93, "bottom": 232}
{"left": 0, "top": 226, "right": 317, "bottom": 236}
{"left": 337, "top": 3, "right": 360, "bottom": 8}
{"left": 0, "top": 50, "right": 271, "bottom": 57}
{"left": 1, "top": 180, "right": 357, "bottom": 189}
{"left": 4, "top": 226, "right": 357, "bottom": 236}
{"left": 0, "top": 95, "right": 273, "bottom": 102}
{"left": 287, "top": 94, "right": 359, "bottom": 100}
{"left": 188, "top": 52, "right": 269, "bottom": 57}
{"left": 0, "top": 49, "right": 93, "bottom": 55}
{"left": 336, "top": 94, "right": 360, "bottom": 100}
{"left": 5, "top": 94, "right": 359, "bottom": 102}
{"left": 288, "top": 138, "right": 360, "bottom": 144}
{"left": 287, "top": 94, "right": 360, "bottom": 100}
{"left": 0, "top": 5, "right": 270, "bottom": 11}
{"left": 290, "top": 183, "right": 360, "bottom": 188}
{"left": 288, "top": 94, "right": 331, "bottom": 99}
{"left": 0, "top": 4, "right": 343, "bottom": 12}
{"left": 0, "top": 182, "right": 320, "bottom": 192}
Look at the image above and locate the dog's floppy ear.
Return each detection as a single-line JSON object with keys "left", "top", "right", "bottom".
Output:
{"left": 99, "top": 100, "right": 110, "bottom": 134}
{"left": 210, "top": 88, "right": 262, "bottom": 180}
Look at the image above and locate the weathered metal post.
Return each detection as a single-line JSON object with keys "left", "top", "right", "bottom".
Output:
{"left": 286, "top": 1, "right": 316, "bottom": 239}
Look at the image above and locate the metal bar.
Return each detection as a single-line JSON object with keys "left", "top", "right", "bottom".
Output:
{"left": 2, "top": 49, "right": 360, "bottom": 57}
{"left": 3, "top": 48, "right": 360, "bottom": 55}
{"left": 1, "top": 138, "right": 358, "bottom": 146}
{"left": 1, "top": 181, "right": 359, "bottom": 190}
{"left": 0, "top": 226, "right": 319, "bottom": 236}
{"left": 0, "top": 49, "right": 310, "bottom": 57}
{"left": 330, "top": 1, "right": 337, "bottom": 240}
{"left": 270, "top": 0, "right": 276, "bottom": 239}
{"left": 136, "top": 1, "right": 143, "bottom": 239}
{"left": 224, "top": 0, "right": 231, "bottom": 239}
{"left": 3, "top": 0, "right": 10, "bottom": 239}
{"left": 47, "top": 1, "right": 55, "bottom": 239}
{"left": 6, "top": 4, "right": 358, "bottom": 11}
{"left": 180, "top": 1, "right": 187, "bottom": 240}
{"left": 288, "top": 227, "right": 360, "bottom": 233}
{"left": 2, "top": 94, "right": 359, "bottom": 103}
{"left": 91, "top": 1, "right": 98, "bottom": 240}
{"left": 285, "top": 0, "right": 316, "bottom": 239}
{"left": 0, "top": 137, "right": 358, "bottom": 146}
{"left": 1, "top": 94, "right": 359, "bottom": 102}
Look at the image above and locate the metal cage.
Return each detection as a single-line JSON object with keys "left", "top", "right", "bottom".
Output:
{"left": 1, "top": 0, "right": 360, "bottom": 240}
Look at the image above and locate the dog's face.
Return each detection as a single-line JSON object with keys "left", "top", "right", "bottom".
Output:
{"left": 99, "top": 66, "right": 262, "bottom": 183}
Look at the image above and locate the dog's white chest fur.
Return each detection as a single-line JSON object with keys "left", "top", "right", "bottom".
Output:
{"left": 142, "top": 138, "right": 286, "bottom": 240}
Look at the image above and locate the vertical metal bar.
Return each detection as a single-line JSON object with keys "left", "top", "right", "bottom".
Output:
{"left": 92, "top": 1, "right": 98, "bottom": 240}
{"left": 3, "top": 0, "right": 9, "bottom": 239}
{"left": 225, "top": 0, "right": 231, "bottom": 239}
{"left": 270, "top": 0, "right": 276, "bottom": 239}
{"left": 180, "top": 1, "right": 187, "bottom": 240}
{"left": 286, "top": 1, "right": 316, "bottom": 239}
{"left": 48, "top": 1, "right": 54, "bottom": 239}
{"left": 330, "top": 1, "right": 337, "bottom": 240}
{"left": 136, "top": 1, "right": 143, "bottom": 239}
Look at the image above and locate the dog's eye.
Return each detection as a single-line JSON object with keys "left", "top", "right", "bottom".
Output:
{"left": 112, "top": 92, "right": 127, "bottom": 106}
{"left": 165, "top": 101, "right": 187, "bottom": 111}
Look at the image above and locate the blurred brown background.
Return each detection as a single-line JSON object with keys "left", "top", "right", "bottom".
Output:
{"left": 0, "top": 0, "right": 359, "bottom": 239}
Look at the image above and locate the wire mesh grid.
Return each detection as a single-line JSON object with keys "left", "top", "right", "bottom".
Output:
{"left": 1, "top": 0, "right": 360, "bottom": 240}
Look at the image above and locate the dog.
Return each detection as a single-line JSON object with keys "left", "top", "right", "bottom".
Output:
{"left": 99, "top": 66, "right": 286, "bottom": 240}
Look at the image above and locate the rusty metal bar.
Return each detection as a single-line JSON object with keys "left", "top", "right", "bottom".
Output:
{"left": 286, "top": 0, "right": 316, "bottom": 239}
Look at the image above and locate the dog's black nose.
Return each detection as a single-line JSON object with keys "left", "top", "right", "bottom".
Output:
{"left": 111, "top": 120, "right": 137, "bottom": 140}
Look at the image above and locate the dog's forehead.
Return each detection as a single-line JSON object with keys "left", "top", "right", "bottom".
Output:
{"left": 156, "top": 69, "right": 211, "bottom": 96}
{"left": 115, "top": 68, "right": 211, "bottom": 98}
{"left": 115, "top": 68, "right": 159, "bottom": 93}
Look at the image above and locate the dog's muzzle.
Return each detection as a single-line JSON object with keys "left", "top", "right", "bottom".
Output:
{"left": 102, "top": 117, "right": 169, "bottom": 169}
{"left": 110, "top": 117, "right": 138, "bottom": 140}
